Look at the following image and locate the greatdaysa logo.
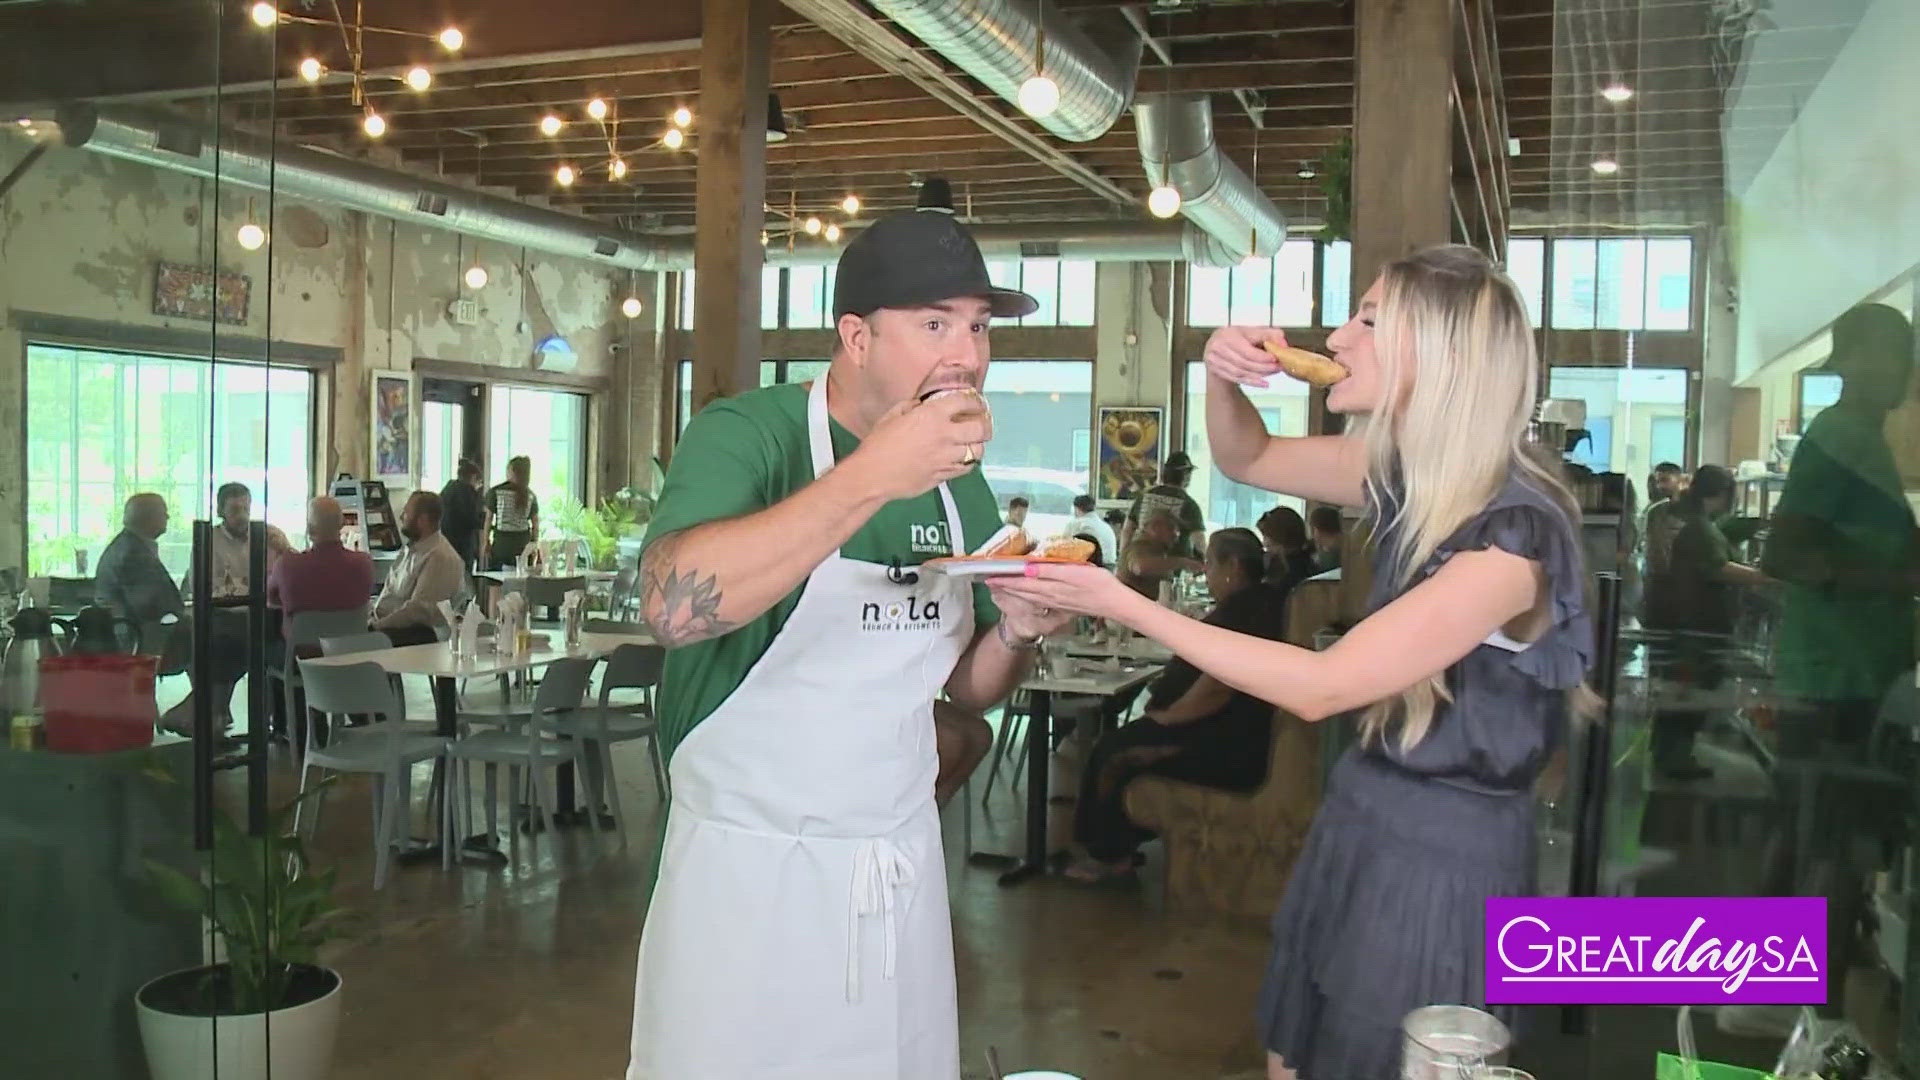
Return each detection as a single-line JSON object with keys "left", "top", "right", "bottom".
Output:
{"left": 1486, "top": 897, "right": 1826, "bottom": 1005}
{"left": 908, "top": 521, "right": 951, "bottom": 556}
{"left": 861, "top": 595, "right": 943, "bottom": 632}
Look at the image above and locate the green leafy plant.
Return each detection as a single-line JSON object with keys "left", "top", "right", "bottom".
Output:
{"left": 144, "top": 777, "right": 345, "bottom": 1016}
{"left": 548, "top": 494, "right": 647, "bottom": 570}
{"left": 1316, "top": 133, "right": 1353, "bottom": 243}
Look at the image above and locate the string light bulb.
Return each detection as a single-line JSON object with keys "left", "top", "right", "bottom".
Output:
{"left": 840, "top": 194, "right": 861, "bottom": 215}
{"left": 622, "top": 296, "right": 643, "bottom": 319}
{"left": 586, "top": 97, "right": 608, "bottom": 121}
{"left": 1017, "top": 75, "right": 1060, "bottom": 120}
{"left": 297, "top": 57, "right": 324, "bottom": 82}
{"left": 609, "top": 157, "right": 627, "bottom": 180}
{"left": 437, "top": 26, "right": 464, "bottom": 51}
{"left": 804, "top": 216, "right": 822, "bottom": 236}
{"left": 662, "top": 127, "right": 685, "bottom": 150}
{"left": 1147, "top": 184, "right": 1182, "bottom": 218}
{"left": 555, "top": 164, "right": 576, "bottom": 187}
{"left": 539, "top": 114, "right": 563, "bottom": 137}
{"left": 464, "top": 265, "right": 488, "bottom": 289}
{"left": 237, "top": 222, "right": 266, "bottom": 251}
{"left": 761, "top": 231, "right": 770, "bottom": 246}
{"left": 362, "top": 110, "right": 386, "bottom": 138}
{"left": 1590, "top": 157, "right": 1620, "bottom": 175}
{"left": 824, "top": 223, "right": 842, "bottom": 243}
{"left": 404, "top": 66, "right": 432, "bottom": 91}
{"left": 1600, "top": 82, "right": 1634, "bottom": 103}
{"left": 671, "top": 106, "right": 692, "bottom": 128}
{"left": 249, "top": 2, "right": 278, "bottom": 28}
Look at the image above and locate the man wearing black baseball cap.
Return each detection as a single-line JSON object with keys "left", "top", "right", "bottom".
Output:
{"left": 1120, "top": 449, "right": 1208, "bottom": 562}
{"left": 626, "top": 211, "right": 1073, "bottom": 1080}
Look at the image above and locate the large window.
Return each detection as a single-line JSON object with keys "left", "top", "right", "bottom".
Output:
{"left": 784, "top": 266, "right": 839, "bottom": 329}
{"left": 1182, "top": 362, "right": 1310, "bottom": 530}
{"left": 1798, "top": 370, "right": 1842, "bottom": 432}
{"left": 984, "top": 258, "right": 1096, "bottom": 326}
{"left": 677, "top": 267, "right": 783, "bottom": 331}
{"left": 1547, "top": 237, "right": 1692, "bottom": 331}
{"left": 1546, "top": 367, "right": 1689, "bottom": 485}
{"left": 489, "top": 385, "right": 589, "bottom": 523}
{"left": 979, "top": 360, "right": 1093, "bottom": 537}
{"left": 25, "top": 344, "right": 314, "bottom": 577}
{"left": 1190, "top": 239, "right": 1318, "bottom": 328}
{"left": 676, "top": 359, "right": 831, "bottom": 435}
{"left": 1506, "top": 237, "right": 1547, "bottom": 327}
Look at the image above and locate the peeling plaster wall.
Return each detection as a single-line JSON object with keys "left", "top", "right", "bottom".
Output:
{"left": 0, "top": 141, "right": 664, "bottom": 571}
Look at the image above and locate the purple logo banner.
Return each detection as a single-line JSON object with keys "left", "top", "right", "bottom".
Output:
{"left": 1486, "top": 897, "right": 1826, "bottom": 1005}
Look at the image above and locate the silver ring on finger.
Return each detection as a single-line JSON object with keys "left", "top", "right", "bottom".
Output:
{"left": 960, "top": 444, "right": 978, "bottom": 466}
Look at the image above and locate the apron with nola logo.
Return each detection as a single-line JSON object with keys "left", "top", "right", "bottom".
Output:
{"left": 626, "top": 374, "right": 975, "bottom": 1080}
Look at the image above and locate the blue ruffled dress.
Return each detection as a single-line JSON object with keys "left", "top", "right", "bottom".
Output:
{"left": 1256, "top": 473, "right": 1595, "bottom": 1079}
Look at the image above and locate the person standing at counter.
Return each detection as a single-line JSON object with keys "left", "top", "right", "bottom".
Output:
{"left": 439, "top": 459, "right": 486, "bottom": 572}
{"left": 481, "top": 455, "right": 539, "bottom": 570}
{"left": 987, "top": 245, "right": 1595, "bottom": 1080}
{"left": 624, "top": 210, "right": 1075, "bottom": 1080}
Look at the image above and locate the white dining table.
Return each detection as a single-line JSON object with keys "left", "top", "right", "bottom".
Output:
{"left": 980, "top": 658, "right": 1163, "bottom": 885}
{"left": 302, "top": 628, "right": 654, "bottom": 864}
{"left": 1057, "top": 633, "right": 1174, "bottom": 664}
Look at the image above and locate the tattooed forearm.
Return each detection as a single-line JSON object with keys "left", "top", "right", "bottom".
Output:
{"left": 641, "top": 530, "right": 740, "bottom": 647}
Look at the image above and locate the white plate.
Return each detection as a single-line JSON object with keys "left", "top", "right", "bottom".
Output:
{"left": 922, "top": 558, "right": 1032, "bottom": 577}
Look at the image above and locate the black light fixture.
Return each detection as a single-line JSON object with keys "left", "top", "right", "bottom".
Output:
{"left": 915, "top": 176, "right": 955, "bottom": 214}
{"left": 766, "top": 93, "right": 789, "bottom": 143}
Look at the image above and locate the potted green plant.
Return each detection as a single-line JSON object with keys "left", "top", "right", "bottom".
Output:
{"left": 135, "top": 779, "right": 345, "bottom": 1080}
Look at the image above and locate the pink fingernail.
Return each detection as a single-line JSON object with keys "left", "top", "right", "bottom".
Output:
{"left": 1025, "top": 562, "right": 1039, "bottom": 578}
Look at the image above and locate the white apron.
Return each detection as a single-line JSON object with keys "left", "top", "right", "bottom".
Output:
{"left": 627, "top": 375, "right": 974, "bottom": 1080}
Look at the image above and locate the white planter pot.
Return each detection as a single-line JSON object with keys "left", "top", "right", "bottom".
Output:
{"left": 135, "top": 964, "right": 342, "bottom": 1080}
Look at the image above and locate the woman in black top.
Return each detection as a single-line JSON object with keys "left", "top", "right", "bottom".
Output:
{"left": 1067, "top": 528, "right": 1289, "bottom": 881}
{"left": 481, "top": 455, "right": 540, "bottom": 570}
{"left": 438, "top": 458, "right": 485, "bottom": 571}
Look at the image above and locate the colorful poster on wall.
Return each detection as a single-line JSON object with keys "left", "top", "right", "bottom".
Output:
{"left": 152, "top": 262, "right": 251, "bottom": 325}
{"left": 371, "top": 371, "right": 414, "bottom": 483}
{"left": 1096, "top": 406, "right": 1163, "bottom": 501}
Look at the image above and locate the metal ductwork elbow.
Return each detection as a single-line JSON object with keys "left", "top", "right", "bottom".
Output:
{"left": 1134, "top": 92, "right": 1287, "bottom": 263}
{"left": 52, "top": 103, "right": 685, "bottom": 271}
{"left": 868, "top": 0, "right": 1141, "bottom": 143}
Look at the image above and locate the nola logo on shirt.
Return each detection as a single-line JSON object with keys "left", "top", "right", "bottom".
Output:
{"left": 908, "top": 521, "right": 952, "bottom": 556}
{"left": 861, "top": 595, "right": 944, "bottom": 633}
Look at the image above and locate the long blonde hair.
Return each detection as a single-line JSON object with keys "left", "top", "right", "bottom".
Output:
{"left": 1350, "top": 244, "right": 1596, "bottom": 753}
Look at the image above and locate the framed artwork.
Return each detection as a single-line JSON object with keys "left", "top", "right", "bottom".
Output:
{"left": 1096, "top": 406, "right": 1163, "bottom": 501}
{"left": 152, "top": 262, "right": 251, "bottom": 325}
{"left": 370, "top": 370, "right": 415, "bottom": 483}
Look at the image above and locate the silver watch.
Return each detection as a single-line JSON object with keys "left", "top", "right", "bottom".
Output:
{"left": 996, "top": 620, "right": 1042, "bottom": 651}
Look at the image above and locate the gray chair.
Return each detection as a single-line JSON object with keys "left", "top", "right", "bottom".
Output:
{"left": 445, "top": 655, "right": 595, "bottom": 846}
{"left": 295, "top": 659, "right": 449, "bottom": 888}
{"left": 603, "top": 566, "right": 640, "bottom": 622}
{"left": 274, "top": 606, "right": 370, "bottom": 742}
{"left": 522, "top": 574, "right": 586, "bottom": 623}
{"left": 537, "top": 643, "right": 667, "bottom": 845}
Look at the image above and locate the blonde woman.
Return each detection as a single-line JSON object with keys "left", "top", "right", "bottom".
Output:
{"left": 988, "top": 244, "right": 1595, "bottom": 1080}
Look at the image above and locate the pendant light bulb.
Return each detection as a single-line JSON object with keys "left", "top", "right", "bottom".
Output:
{"left": 761, "top": 231, "right": 770, "bottom": 246}
{"left": 464, "top": 265, "right": 488, "bottom": 290}
{"left": 622, "top": 296, "right": 643, "bottom": 319}
{"left": 662, "top": 127, "right": 685, "bottom": 150}
{"left": 1017, "top": 75, "right": 1060, "bottom": 120}
{"left": 237, "top": 222, "right": 267, "bottom": 251}
{"left": 803, "top": 216, "right": 822, "bottom": 236}
{"left": 555, "top": 164, "right": 576, "bottom": 187}
{"left": 1147, "top": 184, "right": 1182, "bottom": 219}
{"left": 361, "top": 110, "right": 386, "bottom": 138}
{"left": 840, "top": 194, "right": 861, "bottom": 216}
{"left": 1590, "top": 157, "right": 1620, "bottom": 176}
{"left": 437, "top": 26, "right": 464, "bottom": 52}
{"left": 539, "top": 114, "right": 563, "bottom": 137}
{"left": 249, "top": 2, "right": 278, "bottom": 28}
{"left": 586, "top": 97, "right": 608, "bottom": 121}
{"left": 404, "top": 66, "right": 432, "bottom": 91}
{"left": 609, "top": 157, "right": 628, "bottom": 180}
{"left": 824, "top": 223, "right": 842, "bottom": 243}
{"left": 671, "top": 106, "right": 693, "bottom": 129}
{"left": 297, "top": 57, "right": 324, "bottom": 82}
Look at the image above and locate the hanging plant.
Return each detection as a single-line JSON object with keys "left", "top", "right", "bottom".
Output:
{"left": 1316, "top": 133, "right": 1353, "bottom": 243}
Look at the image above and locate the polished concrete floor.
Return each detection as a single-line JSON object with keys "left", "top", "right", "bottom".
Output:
{"left": 248, "top": 678, "right": 1901, "bottom": 1080}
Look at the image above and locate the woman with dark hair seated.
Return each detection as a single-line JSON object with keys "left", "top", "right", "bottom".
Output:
{"left": 1257, "top": 505, "right": 1318, "bottom": 591}
{"left": 1066, "top": 527, "right": 1291, "bottom": 882}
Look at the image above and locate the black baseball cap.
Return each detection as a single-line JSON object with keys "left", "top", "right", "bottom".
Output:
{"left": 1164, "top": 451, "right": 1195, "bottom": 474}
{"left": 832, "top": 210, "right": 1038, "bottom": 320}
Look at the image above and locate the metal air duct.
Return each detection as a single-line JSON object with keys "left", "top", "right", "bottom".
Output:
{"left": 52, "top": 103, "right": 681, "bottom": 271}
{"left": 867, "top": 0, "right": 1140, "bottom": 143}
{"left": 1133, "top": 92, "right": 1287, "bottom": 262}
{"left": 762, "top": 219, "right": 1249, "bottom": 267}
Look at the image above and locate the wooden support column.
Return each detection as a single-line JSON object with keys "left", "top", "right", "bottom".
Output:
{"left": 690, "top": 0, "right": 771, "bottom": 415}
{"left": 1351, "top": 0, "right": 1457, "bottom": 295}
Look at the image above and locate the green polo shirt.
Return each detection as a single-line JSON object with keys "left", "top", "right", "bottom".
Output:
{"left": 644, "top": 382, "right": 1002, "bottom": 762}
